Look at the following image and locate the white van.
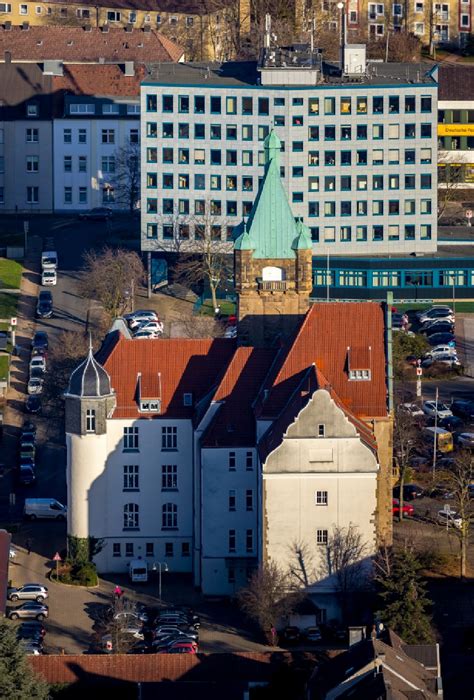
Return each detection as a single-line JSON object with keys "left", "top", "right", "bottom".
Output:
{"left": 128, "top": 559, "right": 148, "bottom": 583}
{"left": 41, "top": 269, "right": 57, "bottom": 286}
{"left": 24, "top": 498, "right": 67, "bottom": 520}
{"left": 41, "top": 251, "right": 58, "bottom": 270}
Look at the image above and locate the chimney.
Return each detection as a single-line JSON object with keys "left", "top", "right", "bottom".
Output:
{"left": 22, "top": 21, "right": 29, "bottom": 30}
{"left": 125, "top": 23, "right": 133, "bottom": 32}
{"left": 99, "top": 57, "right": 105, "bottom": 64}
{"left": 4, "top": 20, "right": 11, "bottom": 30}
{"left": 101, "top": 23, "right": 109, "bottom": 32}
{"left": 4, "top": 50, "right": 11, "bottom": 64}
{"left": 83, "top": 24, "right": 92, "bottom": 32}
{"left": 124, "top": 61, "right": 134, "bottom": 76}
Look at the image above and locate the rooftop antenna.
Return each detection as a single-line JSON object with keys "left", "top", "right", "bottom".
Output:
{"left": 265, "top": 13, "right": 271, "bottom": 49}
{"left": 308, "top": 17, "right": 315, "bottom": 53}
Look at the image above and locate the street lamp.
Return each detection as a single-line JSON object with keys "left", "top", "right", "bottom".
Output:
{"left": 152, "top": 561, "right": 168, "bottom": 600}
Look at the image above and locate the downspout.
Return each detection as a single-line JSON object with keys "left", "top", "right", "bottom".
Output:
{"left": 386, "top": 291, "right": 394, "bottom": 413}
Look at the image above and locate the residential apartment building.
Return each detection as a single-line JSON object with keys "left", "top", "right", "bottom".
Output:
{"left": 52, "top": 66, "right": 142, "bottom": 212}
{"left": 438, "top": 64, "right": 474, "bottom": 188}
{"left": 140, "top": 44, "right": 438, "bottom": 259}
{"left": 0, "top": 0, "right": 249, "bottom": 60}
{"left": 296, "top": 0, "right": 473, "bottom": 49}
{"left": 0, "top": 61, "right": 54, "bottom": 212}
{"left": 66, "top": 166, "right": 392, "bottom": 613}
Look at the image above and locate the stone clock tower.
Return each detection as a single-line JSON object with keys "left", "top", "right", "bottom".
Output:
{"left": 234, "top": 131, "right": 313, "bottom": 347}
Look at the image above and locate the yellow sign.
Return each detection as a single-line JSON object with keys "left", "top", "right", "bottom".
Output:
{"left": 438, "top": 123, "right": 474, "bottom": 136}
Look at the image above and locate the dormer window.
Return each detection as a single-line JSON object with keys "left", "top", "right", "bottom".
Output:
{"left": 136, "top": 372, "right": 161, "bottom": 413}
{"left": 26, "top": 103, "right": 38, "bottom": 117}
{"left": 347, "top": 346, "right": 372, "bottom": 381}
{"left": 183, "top": 393, "right": 193, "bottom": 406}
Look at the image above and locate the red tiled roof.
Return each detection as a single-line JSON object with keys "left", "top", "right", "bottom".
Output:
{"left": 100, "top": 335, "right": 235, "bottom": 419}
{"left": 348, "top": 346, "right": 372, "bottom": 371}
{"left": 39, "top": 0, "right": 231, "bottom": 12}
{"left": 260, "top": 302, "right": 387, "bottom": 420}
{"left": 438, "top": 64, "right": 474, "bottom": 101}
{"left": 0, "top": 26, "right": 183, "bottom": 63}
{"left": 29, "top": 652, "right": 292, "bottom": 684}
{"left": 203, "top": 347, "right": 274, "bottom": 447}
{"left": 52, "top": 63, "right": 145, "bottom": 97}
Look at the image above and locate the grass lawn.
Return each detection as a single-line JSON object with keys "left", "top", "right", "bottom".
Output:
{"left": 0, "top": 355, "right": 9, "bottom": 381}
{"left": 395, "top": 302, "right": 474, "bottom": 313}
{"left": 0, "top": 258, "right": 22, "bottom": 289}
{"left": 0, "top": 293, "right": 18, "bottom": 319}
{"left": 200, "top": 299, "right": 236, "bottom": 316}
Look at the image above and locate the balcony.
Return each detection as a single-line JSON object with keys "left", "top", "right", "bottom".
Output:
{"left": 258, "top": 280, "right": 288, "bottom": 292}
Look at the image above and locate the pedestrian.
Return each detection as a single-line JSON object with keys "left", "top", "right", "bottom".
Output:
{"left": 26, "top": 538, "right": 32, "bottom": 555}
{"left": 214, "top": 305, "right": 221, "bottom": 320}
{"left": 114, "top": 585, "right": 122, "bottom": 600}
{"left": 270, "top": 626, "right": 277, "bottom": 647}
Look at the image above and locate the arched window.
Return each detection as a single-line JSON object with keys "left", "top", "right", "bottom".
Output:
{"left": 262, "top": 266, "right": 285, "bottom": 282}
{"left": 162, "top": 503, "right": 178, "bottom": 530}
{"left": 123, "top": 503, "right": 139, "bottom": 529}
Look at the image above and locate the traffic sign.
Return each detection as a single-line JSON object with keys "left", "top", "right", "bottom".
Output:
{"left": 10, "top": 317, "right": 17, "bottom": 326}
{"left": 53, "top": 552, "right": 62, "bottom": 561}
{"left": 416, "top": 367, "right": 422, "bottom": 376}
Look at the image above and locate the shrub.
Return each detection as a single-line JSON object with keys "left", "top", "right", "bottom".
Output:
{"left": 57, "top": 561, "right": 98, "bottom": 586}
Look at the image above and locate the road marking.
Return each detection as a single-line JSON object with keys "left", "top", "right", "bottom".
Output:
{"left": 50, "top": 220, "right": 75, "bottom": 231}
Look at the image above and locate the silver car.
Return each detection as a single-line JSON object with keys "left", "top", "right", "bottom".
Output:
{"left": 8, "top": 583, "right": 48, "bottom": 602}
{"left": 8, "top": 602, "right": 49, "bottom": 620}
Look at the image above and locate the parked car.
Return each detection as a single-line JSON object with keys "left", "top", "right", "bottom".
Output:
{"left": 22, "top": 640, "right": 43, "bottom": 655}
{"left": 125, "top": 311, "right": 158, "bottom": 327}
{"left": 392, "top": 498, "right": 414, "bottom": 516}
{"left": 417, "top": 306, "right": 454, "bottom": 324}
{"left": 27, "top": 371, "right": 44, "bottom": 396}
{"left": 451, "top": 400, "right": 474, "bottom": 420}
{"left": 133, "top": 320, "right": 164, "bottom": 336}
{"left": 8, "top": 584, "right": 48, "bottom": 603}
{"left": 422, "top": 401, "right": 453, "bottom": 420}
{"left": 393, "top": 484, "right": 424, "bottom": 501}
{"left": 158, "top": 642, "right": 197, "bottom": 654}
{"left": 421, "top": 355, "right": 461, "bottom": 369}
{"left": 25, "top": 396, "right": 41, "bottom": 414}
{"left": 17, "top": 621, "right": 46, "bottom": 640}
{"left": 399, "top": 402, "right": 424, "bottom": 418}
{"left": 436, "top": 457, "right": 456, "bottom": 470}
{"left": 421, "top": 323, "right": 456, "bottom": 337}
{"left": 405, "top": 355, "right": 419, "bottom": 367}
{"left": 41, "top": 269, "right": 57, "bottom": 286}
{"left": 155, "top": 607, "right": 200, "bottom": 627}
{"left": 78, "top": 207, "right": 113, "bottom": 221}
{"left": 429, "top": 345, "right": 458, "bottom": 358}
{"left": 8, "top": 602, "right": 48, "bottom": 620}
{"left": 133, "top": 330, "right": 160, "bottom": 340}
{"left": 281, "top": 626, "right": 300, "bottom": 644}
{"left": 113, "top": 610, "right": 148, "bottom": 624}
{"left": 152, "top": 635, "right": 198, "bottom": 651}
{"left": 21, "top": 421, "right": 36, "bottom": 440}
{"left": 31, "top": 331, "right": 49, "bottom": 352}
{"left": 419, "top": 318, "right": 455, "bottom": 332}
{"left": 437, "top": 509, "right": 462, "bottom": 529}
{"left": 303, "top": 626, "right": 322, "bottom": 643}
{"left": 427, "top": 333, "right": 456, "bottom": 348}
{"left": 153, "top": 626, "right": 199, "bottom": 642}
{"left": 29, "top": 356, "right": 46, "bottom": 373}
{"left": 436, "top": 415, "right": 464, "bottom": 432}
{"left": 36, "top": 298, "right": 53, "bottom": 319}
{"left": 16, "top": 465, "right": 36, "bottom": 486}
{"left": 457, "top": 433, "right": 474, "bottom": 448}
{"left": 19, "top": 442, "right": 36, "bottom": 460}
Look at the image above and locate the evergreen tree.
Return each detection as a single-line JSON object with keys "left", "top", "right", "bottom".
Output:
{"left": 0, "top": 619, "right": 50, "bottom": 700}
{"left": 375, "top": 548, "right": 434, "bottom": 644}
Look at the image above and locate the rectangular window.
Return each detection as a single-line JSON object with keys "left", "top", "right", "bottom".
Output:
{"left": 182, "top": 542, "right": 190, "bottom": 557}
{"left": 26, "top": 186, "right": 39, "bottom": 204}
{"left": 101, "top": 129, "right": 115, "bottom": 144}
{"left": 242, "top": 96, "right": 253, "bottom": 115}
{"left": 102, "top": 104, "right": 120, "bottom": 115}
{"left": 123, "top": 427, "right": 139, "bottom": 450}
{"left": 246, "top": 489, "right": 253, "bottom": 511}
{"left": 315, "top": 490, "right": 328, "bottom": 505}
{"left": 78, "top": 156, "right": 87, "bottom": 172}
{"left": 162, "top": 426, "right": 177, "bottom": 449}
{"left": 228, "top": 530, "right": 236, "bottom": 553}
{"left": 324, "top": 97, "right": 335, "bottom": 115}
{"left": 113, "top": 543, "right": 121, "bottom": 557}
{"left": 317, "top": 529, "right": 328, "bottom": 545}
{"left": 246, "top": 530, "right": 253, "bottom": 553}
{"left": 123, "top": 465, "right": 139, "bottom": 490}
{"left": 229, "top": 490, "right": 236, "bottom": 511}
{"left": 64, "top": 187, "right": 72, "bottom": 204}
{"left": 229, "top": 451, "right": 236, "bottom": 471}
{"left": 78, "top": 187, "right": 87, "bottom": 204}
{"left": 26, "top": 155, "right": 39, "bottom": 172}
{"left": 26, "top": 128, "right": 39, "bottom": 143}
{"left": 373, "top": 96, "right": 384, "bottom": 114}
{"left": 165, "top": 542, "right": 174, "bottom": 557}
{"left": 246, "top": 451, "right": 253, "bottom": 470}
{"left": 70, "top": 103, "right": 95, "bottom": 115}
{"left": 226, "top": 96, "right": 237, "bottom": 114}
{"left": 161, "top": 464, "right": 177, "bottom": 490}
{"left": 85, "top": 409, "right": 95, "bottom": 432}
{"left": 125, "top": 543, "right": 134, "bottom": 557}
{"left": 309, "top": 97, "right": 319, "bottom": 114}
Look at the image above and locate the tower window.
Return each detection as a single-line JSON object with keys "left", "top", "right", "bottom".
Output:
{"left": 123, "top": 426, "right": 139, "bottom": 450}
{"left": 123, "top": 503, "right": 139, "bottom": 530}
{"left": 318, "top": 424, "right": 325, "bottom": 437}
{"left": 317, "top": 529, "right": 328, "bottom": 545}
{"left": 86, "top": 409, "right": 96, "bottom": 433}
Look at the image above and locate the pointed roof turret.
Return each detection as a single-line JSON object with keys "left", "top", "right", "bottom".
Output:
{"left": 237, "top": 130, "right": 310, "bottom": 260}
{"left": 66, "top": 339, "right": 113, "bottom": 398}
{"left": 293, "top": 218, "right": 312, "bottom": 250}
{"left": 234, "top": 218, "right": 256, "bottom": 251}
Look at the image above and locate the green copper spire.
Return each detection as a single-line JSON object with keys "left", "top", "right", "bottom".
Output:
{"left": 240, "top": 130, "right": 310, "bottom": 259}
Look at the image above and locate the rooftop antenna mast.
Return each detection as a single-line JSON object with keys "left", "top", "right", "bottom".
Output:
{"left": 265, "top": 13, "right": 272, "bottom": 49}
{"left": 308, "top": 16, "right": 315, "bottom": 53}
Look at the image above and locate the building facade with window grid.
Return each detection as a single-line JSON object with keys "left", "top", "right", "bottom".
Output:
{"left": 141, "top": 54, "right": 438, "bottom": 258}
{"left": 53, "top": 94, "right": 140, "bottom": 213}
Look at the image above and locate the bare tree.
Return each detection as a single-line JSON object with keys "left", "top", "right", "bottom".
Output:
{"left": 95, "top": 597, "right": 145, "bottom": 654}
{"left": 317, "top": 524, "right": 369, "bottom": 621}
{"left": 80, "top": 247, "right": 145, "bottom": 319}
{"left": 238, "top": 561, "right": 304, "bottom": 643}
{"left": 437, "top": 154, "right": 469, "bottom": 221}
{"left": 441, "top": 451, "right": 473, "bottom": 579}
{"left": 393, "top": 405, "right": 421, "bottom": 521}
{"left": 172, "top": 210, "right": 232, "bottom": 313}
{"left": 113, "top": 142, "right": 140, "bottom": 214}
{"left": 174, "top": 313, "right": 225, "bottom": 338}
{"left": 288, "top": 540, "right": 317, "bottom": 588}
